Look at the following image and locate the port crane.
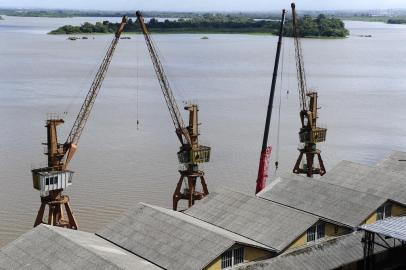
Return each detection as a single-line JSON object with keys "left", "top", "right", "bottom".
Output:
{"left": 31, "top": 16, "right": 128, "bottom": 229}
{"left": 136, "top": 11, "right": 211, "bottom": 211}
{"left": 291, "top": 3, "right": 327, "bottom": 177}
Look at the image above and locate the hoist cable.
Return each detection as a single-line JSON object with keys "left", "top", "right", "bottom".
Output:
{"left": 136, "top": 33, "right": 140, "bottom": 130}
{"left": 275, "top": 32, "right": 286, "bottom": 174}
{"left": 62, "top": 39, "right": 111, "bottom": 118}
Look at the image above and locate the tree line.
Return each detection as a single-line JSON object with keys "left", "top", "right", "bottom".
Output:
{"left": 50, "top": 14, "right": 349, "bottom": 37}
{"left": 387, "top": 19, "right": 406, "bottom": 24}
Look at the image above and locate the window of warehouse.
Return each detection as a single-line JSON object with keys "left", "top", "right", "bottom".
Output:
{"left": 377, "top": 203, "right": 392, "bottom": 220}
{"left": 221, "top": 247, "right": 245, "bottom": 269}
{"left": 307, "top": 223, "right": 325, "bottom": 242}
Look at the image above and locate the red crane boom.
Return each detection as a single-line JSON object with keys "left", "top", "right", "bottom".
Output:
{"left": 255, "top": 10, "right": 286, "bottom": 194}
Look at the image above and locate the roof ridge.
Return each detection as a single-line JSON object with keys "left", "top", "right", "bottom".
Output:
{"left": 182, "top": 209, "right": 278, "bottom": 252}
{"left": 141, "top": 203, "right": 276, "bottom": 251}
{"left": 303, "top": 174, "right": 386, "bottom": 200}
{"left": 210, "top": 186, "right": 321, "bottom": 218}
{"left": 259, "top": 195, "right": 353, "bottom": 228}
{"left": 42, "top": 225, "right": 128, "bottom": 270}
{"left": 279, "top": 232, "right": 361, "bottom": 257}
{"left": 94, "top": 232, "right": 165, "bottom": 269}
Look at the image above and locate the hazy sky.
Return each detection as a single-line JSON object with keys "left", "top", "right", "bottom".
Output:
{"left": 1, "top": 0, "right": 406, "bottom": 11}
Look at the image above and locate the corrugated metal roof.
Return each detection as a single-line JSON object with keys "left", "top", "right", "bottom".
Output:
{"left": 0, "top": 224, "right": 161, "bottom": 270}
{"left": 258, "top": 173, "right": 387, "bottom": 227}
{"left": 360, "top": 216, "right": 406, "bottom": 241}
{"left": 322, "top": 160, "right": 406, "bottom": 206}
{"left": 236, "top": 232, "right": 385, "bottom": 270}
{"left": 377, "top": 151, "right": 406, "bottom": 175}
{"left": 98, "top": 202, "right": 274, "bottom": 270}
{"left": 185, "top": 188, "right": 320, "bottom": 252}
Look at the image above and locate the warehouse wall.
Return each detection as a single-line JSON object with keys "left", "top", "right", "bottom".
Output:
{"left": 287, "top": 221, "right": 350, "bottom": 250}
{"left": 364, "top": 202, "right": 406, "bottom": 225}
{"left": 392, "top": 203, "right": 406, "bottom": 217}
{"left": 204, "top": 245, "right": 273, "bottom": 270}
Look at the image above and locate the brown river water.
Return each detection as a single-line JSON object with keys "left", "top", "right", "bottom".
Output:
{"left": 0, "top": 16, "right": 406, "bottom": 246}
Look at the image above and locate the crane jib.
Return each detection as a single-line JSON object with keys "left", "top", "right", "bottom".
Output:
{"left": 136, "top": 11, "right": 192, "bottom": 146}
{"left": 64, "top": 16, "right": 128, "bottom": 164}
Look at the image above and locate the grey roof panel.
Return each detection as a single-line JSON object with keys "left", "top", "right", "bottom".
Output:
{"left": 377, "top": 151, "right": 406, "bottom": 175}
{"left": 237, "top": 232, "right": 385, "bottom": 270}
{"left": 98, "top": 203, "right": 273, "bottom": 270}
{"left": 323, "top": 160, "right": 406, "bottom": 206}
{"left": 360, "top": 216, "right": 406, "bottom": 241}
{"left": 258, "top": 173, "right": 387, "bottom": 227}
{"left": 0, "top": 225, "right": 161, "bottom": 270}
{"left": 185, "top": 188, "right": 320, "bottom": 252}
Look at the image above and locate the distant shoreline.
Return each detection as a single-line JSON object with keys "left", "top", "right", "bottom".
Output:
{"left": 339, "top": 16, "right": 406, "bottom": 24}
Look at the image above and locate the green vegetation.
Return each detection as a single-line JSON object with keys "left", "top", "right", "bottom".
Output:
{"left": 285, "top": 14, "right": 349, "bottom": 37}
{"left": 1, "top": 10, "right": 75, "bottom": 18}
{"left": 0, "top": 9, "right": 283, "bottom": 19}
{"left": 387, "top": 18, "right": 406, "bottom": 24}
{"left": 50, "top": 22, "right": 111, "bottom": 34}
{"left": 50, "top": 14, "right": 349, "bottom": 38}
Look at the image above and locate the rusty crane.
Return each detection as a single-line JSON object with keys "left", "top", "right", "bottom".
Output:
{"left": 31, "top": 16, "right": 128, "bottom": 229}
{"left": 136, "top": 11, "right": 211, "bottom": 211}
{"left": 291, "top": 3, "right": 327, "bottom": 177}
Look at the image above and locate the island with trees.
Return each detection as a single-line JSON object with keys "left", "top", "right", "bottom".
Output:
{"left": 49, "top": 14, "right": 349, "bottom": 38}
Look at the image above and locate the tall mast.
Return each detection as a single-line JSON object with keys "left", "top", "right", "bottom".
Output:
{"left": 255, "top": 9, "right": 286, "bottom": 194}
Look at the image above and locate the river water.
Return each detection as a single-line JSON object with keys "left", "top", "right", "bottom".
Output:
{"left": 0, "top": 15, "right": 405, "bottom": 246}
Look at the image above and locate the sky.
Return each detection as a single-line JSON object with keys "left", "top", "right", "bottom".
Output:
{"left": 1, "top": 0, "right": 406, "bottom": 11}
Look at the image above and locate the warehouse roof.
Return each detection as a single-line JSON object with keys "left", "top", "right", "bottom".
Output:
{"left": 98, "top": 202, "right": 274, "bottom": 270}
{"left": 377, "top": 151, "right": 406, "bottom": 175}
{"left": 322, "top": 160, "right": 406, "bottom": 206}
{"left": 257, "top": 173, "right": 387, "bottom": 227}
{"left": 185, "top": 188, "right": 320, "bottom": 252}
{"left": 0, "top": 224, "right": 161, "bottom": 270}
{"left": 360, "top": 216, "right": 406, "bottom": 241}
{"left": 237, "top": 232, "right": 385, "bottom": 270}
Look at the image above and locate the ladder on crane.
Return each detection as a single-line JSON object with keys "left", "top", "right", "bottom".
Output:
{"left": 31, "top": 16, "right": 128, "bottom": 229}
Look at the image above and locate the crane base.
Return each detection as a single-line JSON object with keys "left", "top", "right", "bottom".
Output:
{"left": 34, "top": 190, "right": 78, "bottom": 229}
{"left": 293, "top": 147, "right": 326, "bottom": 177}
{"left": 173, "top": 170, "right": 209, "bottom": 211}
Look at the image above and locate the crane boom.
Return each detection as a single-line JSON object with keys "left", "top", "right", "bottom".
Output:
{"left": 291, "top": 3, "right": 308, "bottom": 111}
{"left": 255, "top": 9, "right": 286, "bottom": 194}
{"left": 135, "top": 11, "right": 191, "bottom": 146}
{"left": 63, "top": 16, "right": 128, "bottom": 166}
